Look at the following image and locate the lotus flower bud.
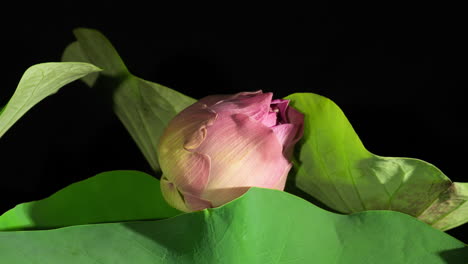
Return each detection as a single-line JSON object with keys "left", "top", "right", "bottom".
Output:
{"left": 158, "top": 91, "right": 304, "bottom": 212}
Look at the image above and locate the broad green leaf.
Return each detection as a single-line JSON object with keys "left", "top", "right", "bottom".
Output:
{"left": 62, "top": 41, "right": 99, "bottom": 86}
{"left": 62, "top": 28, "right": 196, "bottom": 172}
{"left": 0, "top": 62, "right": 101, "bottom": 139}
{"left": 71, "top": 28, "right": 129, "bottom": 77}
{"left": 286, "top": 93, "right": 468, "bottom": 231}
{"left": 0, "top": 187, "right": 466, "bottom": 263}
{"left": 0, "top": 170, "right": 181, "bottom": 230}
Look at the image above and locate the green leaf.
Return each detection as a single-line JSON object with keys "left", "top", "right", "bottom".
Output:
{"left": 0, "top": 187, "right": 466, "bottom": 263}
{"left": 62, "top": 42, "right": 100, "bottom": 86}
{"left": 0, "top": 170, "right": 181, "bottom": 231}
{"left": 0, "top": 62, "right": 101, "bottom": 139}
{"left": 286, "top": 93, "right": 468, "bottom": 231}
{"left": 62, "top": 28, "right": 196, "bottom": 172}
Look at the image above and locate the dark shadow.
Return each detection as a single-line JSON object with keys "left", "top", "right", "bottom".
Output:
{"left": 448, "top": 226, "right": 468, "bottom": 247}
{"left": 90, "top": 72, "right": 130, "bottom": 116}
{"left": 439, "top": 247, "right": 468, "bottom": 264}
{"left": 284, "top": 179, "right": 341, "bottom": 214}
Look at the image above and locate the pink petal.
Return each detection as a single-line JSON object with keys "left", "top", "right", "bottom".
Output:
{"left": 173, "top": 151, "right": 211, "bottom": 197}
{"left": 182, "top": 108, "right": 218, "bottom": 150}
{"left": 161, "top": 173, "right": 214, "bottom": 212}
{"left": 196, "top": 94, "right": 233, "bottom": 108}
{"left": 209, "top": 91, "right": 273, "bottom": 123}
{"left": 196, "top": 90, "right": 263, "bottom": 109}
{"left": 284, "top": 106, "right": 304, "bottom": 155}
{"left": 160, "top": 177, "right": 190, "bottom": 212}
{"left": 270, "top": 99, "right": 290, "bottom": 124}
{"left": 196, "top": 113, "right": 291, "bottom": 204}
{"left": 262, "top": 111, "right": 278, "bottom": 127}
{"left": 202, "top": 186, "right": 251, "bottom": 207}
{"left": 182, "top": 191, "right": 214, "bottom": 211}
{"left": 271, "top": 163, "right": 293, "bottom": 190}
{"left": 160, "top": 150, "right": 212, "bottom": 212}
{"left": 271, "top": 123, "right": 296, "bottom": 148}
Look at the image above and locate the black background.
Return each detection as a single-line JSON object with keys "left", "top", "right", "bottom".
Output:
{"left": 0, "top": 5, "right": 466, "bottom": 241}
